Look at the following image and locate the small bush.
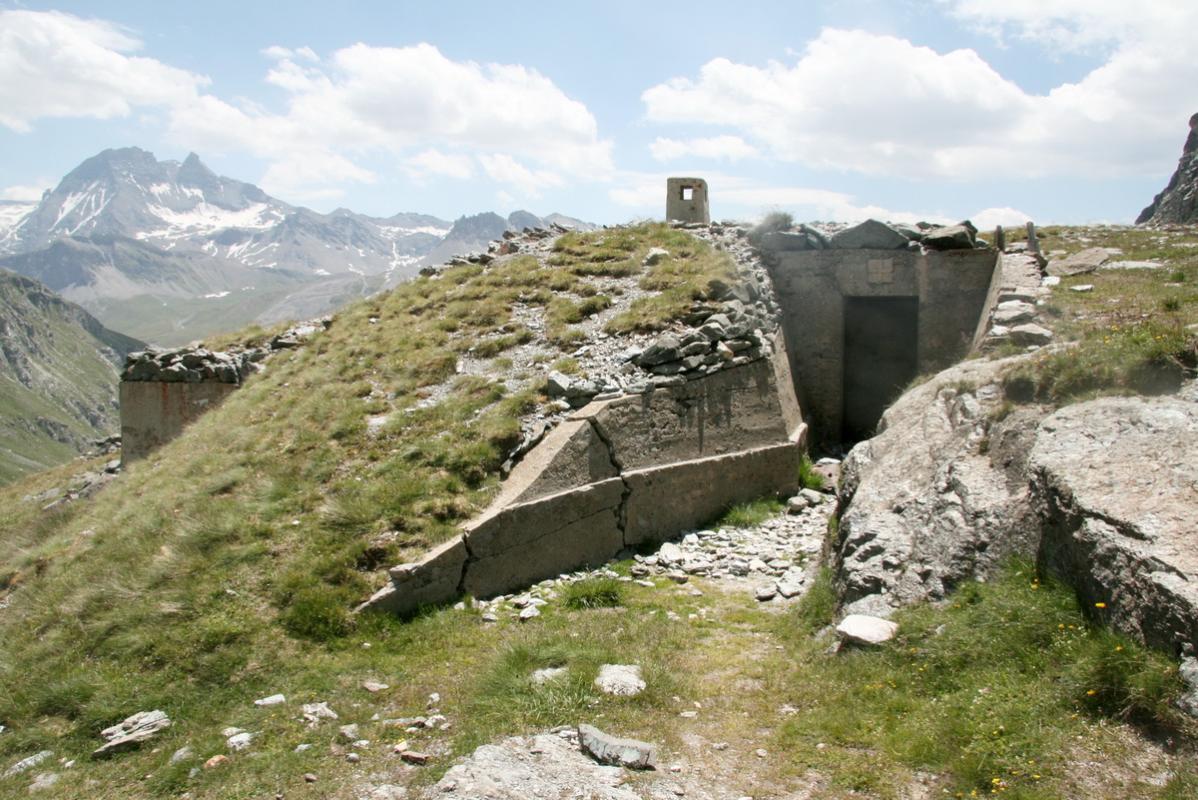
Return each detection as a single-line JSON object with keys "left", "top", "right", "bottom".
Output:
{"left": 562, "top": 577, "right": 626, "bottom": 610}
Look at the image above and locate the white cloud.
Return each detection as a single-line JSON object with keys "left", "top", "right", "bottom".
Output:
{"left": 649, "top": 135, "right": 758, "bottom": 162}
{"left": 1, "top": 180, "right": 51, "bottom": 201}
{"left": 404, "top": 149, "right": 475, "bottom": 181}
{"left": 478, "top": 153, "right": 564, "bottom": 196}
{"left": 0, "top": 10, "right": 208, "bottom": 132}
{"left": 642, "top": 13, "right": 1198, "bottom": 179}
{"left": 968, "top": 206, "right": 1033, "bottom": 229}
{"left": 0, "top": 12, "right": 612, "bottom": 199}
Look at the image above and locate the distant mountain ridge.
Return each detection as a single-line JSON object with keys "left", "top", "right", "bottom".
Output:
{"left": 0, "top": 269, "right": 143, "bottom": 484}
{"left": 0, "top": 147, "right": 593, "bottom": 345}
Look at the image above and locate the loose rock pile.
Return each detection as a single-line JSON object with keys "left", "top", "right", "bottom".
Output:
{"left": 753, "top": 217, "right": 990, "bottom": 256}
{"left": 120, "top": 318, "right": 331, "bottom": 384}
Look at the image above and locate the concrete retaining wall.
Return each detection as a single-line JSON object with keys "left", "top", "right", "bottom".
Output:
{"left": 363, "top": 355, "right": 805, "bottom": 615}
{"left": 120, "top": 381, "right": 239, "bottom": 462}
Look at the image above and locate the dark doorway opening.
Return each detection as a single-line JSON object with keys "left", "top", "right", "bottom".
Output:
{"left": 842, "top": 296, "right": 919, "bottom": 442}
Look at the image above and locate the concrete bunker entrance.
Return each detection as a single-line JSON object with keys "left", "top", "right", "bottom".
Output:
{"left": 842, "top": 296, "right": 919, "bottom": 441}
{"left": 762, "top": 245, "right": 1000, "bottom": 449}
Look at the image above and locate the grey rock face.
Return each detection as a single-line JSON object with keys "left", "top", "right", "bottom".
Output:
{"left": 1138, "top": 112, "right": 1198, "bottom": 225}
{"left": 829, "top": 219, "right": 910, "bottom": 250}
{"left": 429, "top": 730, "right": 641, "bottom": 799}
{"left": 1030, "top": 390, "right": 1198, "bottom": 653}
{"left": 834, "top": 355, "right": 1044, "bottom": 612}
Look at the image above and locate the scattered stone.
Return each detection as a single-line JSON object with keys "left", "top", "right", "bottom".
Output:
{"left": 302, "top": 702, "right": 339, "bottom": 723}
{"left": 254, "top": 693, "right": 286, "bottom": 707}
{"left": 399, "top": 750, "right": 431, "bottom": 765}
{"left": 577, "top": 724, "right": 658, "bottom": 770}
{"left": 28, "top": 772, "right": 59, "bottom": 792}
{"left": 227, "top": 732, "right": 254, "bottom": 751}
{"left": 3, "top": 751, "right": 52, "bottom": 778}
{"left": 643, "top": 247, "right": 670, "bottom": 266}
{"left": 93, "top": 710, "right": 171, "bottom": 758}
{"left": 531, "top": 666, "right": 568, "bottom": 685}
{"left": 594, "top": 664, "right": 646, "bottom": 696}
{"left": 836, "top": 614, "right": 899, "bottom": 646}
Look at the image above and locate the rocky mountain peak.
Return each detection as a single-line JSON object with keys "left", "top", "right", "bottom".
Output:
{"left": 1137, "top": 111, "right": 1198, "bottom": 225}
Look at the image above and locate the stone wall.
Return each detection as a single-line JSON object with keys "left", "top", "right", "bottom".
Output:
{"left": 118, "top": 320, "right": 328, "bottom": 462}
{"left": 361, "top": 354, "right": 803, "bottom": 615}
{"left": 764, "top": 244, "right": 998, "bottom": 445}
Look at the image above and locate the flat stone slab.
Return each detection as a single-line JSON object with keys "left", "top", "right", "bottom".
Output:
{"left": 430, "top": 731, "right": 640, "bottom": 799}
{"left": 577, "top": 724, "right": 658, "bottom": 770}
{"left": 1048, "top": 247, "right": 1112, "bottom": 277}
{"left": 93, "top": 710, "right": 171, "bottom": 758}
{"left": 594, "top": 664, "right": 645, "bottom": 696}
{"left": 836, "top": 614, "right": 899, "bottom": 646}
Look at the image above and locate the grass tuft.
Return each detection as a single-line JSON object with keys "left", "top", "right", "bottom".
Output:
{"left": 716, "top": 497, "right": 785, "bottom": 528}
{"left": 561, "top": 577, "right": 626, "bottom": 610}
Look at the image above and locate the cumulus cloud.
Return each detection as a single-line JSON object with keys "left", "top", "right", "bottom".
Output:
{"left": 642, "top": 7, "right": 1198, "bottom": 179}
{"left": 404, "top": 149, "right": 475, "bottom": 181}
{"left": 650, "top": 135, "right": 758, "bottom": 162}
{"left": 0, "top": 10, "right": 207, "bottom": 132}
{"left": 0, "top": 11, "right": 612, "bottom": 199}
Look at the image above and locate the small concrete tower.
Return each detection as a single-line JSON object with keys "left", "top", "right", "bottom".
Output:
{"left": 666, "top": 177, "right": 710, "bottom": 224}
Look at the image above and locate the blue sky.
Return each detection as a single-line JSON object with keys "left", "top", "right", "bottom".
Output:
{"left": 2, "top": 1, "right": 1196, "bottom": 226}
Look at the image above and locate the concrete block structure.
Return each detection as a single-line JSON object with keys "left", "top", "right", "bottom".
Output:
{"left": 362, "top": 353, "right": 805, "bottom": 615}
{"left": 765, "top": 247, "right": 1000, "bottom": 444}
{"left": 666, "top": 177, "right": 710, "bottom": 224}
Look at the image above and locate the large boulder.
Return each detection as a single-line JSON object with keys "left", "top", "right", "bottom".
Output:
{"left": 1030, "top": 384, "right": 1198, "bottom": 653}
{"left": 834, "top": 355, "right": 1046, "bottom": 614}
{"left": 829, "top": 219, "right": 909, "bottom": 250}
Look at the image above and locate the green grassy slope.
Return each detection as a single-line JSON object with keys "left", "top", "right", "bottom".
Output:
{"left": 0, "top": 272, "right": 144, "bottom": 485}
{"left": 0, "top": 224, "right": 1192, "bottom": 799}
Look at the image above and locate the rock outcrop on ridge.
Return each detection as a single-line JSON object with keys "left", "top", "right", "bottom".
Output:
{"left": 1138, "top": 112, "right": 1198, "bottom": 225}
